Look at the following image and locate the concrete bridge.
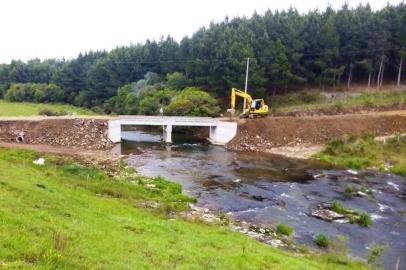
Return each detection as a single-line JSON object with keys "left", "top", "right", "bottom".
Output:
{"left": 108, "top": 116, "right": 238, "bottom": 145}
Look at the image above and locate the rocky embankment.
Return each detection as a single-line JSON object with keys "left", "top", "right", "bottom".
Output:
{"left": 226, "top": 111, "right": 406, "bottom": 155}
{"left": 0, "top": 118, "right": 114, "bottom": 150}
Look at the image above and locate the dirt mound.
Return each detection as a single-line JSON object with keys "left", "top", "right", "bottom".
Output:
{"left": 0, "top": 118, "right": 114, "bottom": 150}
{"left": 226, "top": 111, "right": 406, "bottom": 152}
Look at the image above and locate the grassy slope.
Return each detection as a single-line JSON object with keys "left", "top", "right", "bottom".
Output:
{"left": 0, "top": 148, "right": 369, "bottom": 269}
{"left": 0, "top": 100, "right": 93, "bottom": 116}
{"left": 315, "top": 134, "right": 406, "bottom": 176}
{"left": 271, "top": 89, "right": 406, "bottom": 113}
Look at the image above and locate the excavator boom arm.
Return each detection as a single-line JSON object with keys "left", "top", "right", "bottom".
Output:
{"left": 231, "top": 88, "right": 252, "bottom": 112}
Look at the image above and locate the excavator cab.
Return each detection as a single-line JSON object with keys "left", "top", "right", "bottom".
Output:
{"left": 229, "top": 88, "right": 268, "bottom": 118}
{"left": 252, "top": 99, "right": 264, "bottom": 110}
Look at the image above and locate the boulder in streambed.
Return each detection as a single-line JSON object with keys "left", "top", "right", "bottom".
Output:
{"left": 311, "top": 209, "right": 345, "bottom": 221}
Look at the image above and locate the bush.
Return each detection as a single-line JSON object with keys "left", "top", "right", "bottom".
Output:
{"left": 314, "top": 233, "right": 329, "bottom": 247}
{"left": 5, "top": 83, "right": 64, "bottom": 103}
{"left": 299, "top": 91, "right": 323, "bottom": 103}
{"left": 39, "top": 108, "right": 68, "bottom": 116}
{"left": 0, "top": 84, "right": 6, "bottom": 98}
{"left": 276, "top": 223, "right": 294, "bottom": 236}
{"left": 138, "top": 96, "right": 160, "bottom": 115}
{"left": 391, "top": 163, "right": 406, "bottom": 176}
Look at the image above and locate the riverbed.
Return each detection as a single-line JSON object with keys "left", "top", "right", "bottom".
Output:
{"left": 118, "top": 128, "right": 406, "bottom": 269}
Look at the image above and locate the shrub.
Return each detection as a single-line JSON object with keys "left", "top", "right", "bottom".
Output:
{"left": 314, "top": 233, "right": 329, "bottom": 247}
{"left": 299, "top": 91, "right": 323, "bottom": 103}
{"left": 0, "top": 84, "right": 5, "bottom": 98}
{"left": 276, "top": 223, "right": 294, "bottom": 236}
{"left": 5, "top": 83, "right": 64, "bottom": 103}
{"left": 138, "top": 96, "right": 160, "bottom": 115}
{"left": 39, "top": 108, "right": 68, "bottom": 116}
{"left": 391, "top": 164, "right": 406, "bottom": 176}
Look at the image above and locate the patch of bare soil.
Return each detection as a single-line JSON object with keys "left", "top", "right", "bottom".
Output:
{"left": 226, "top": 111, "right": 406, "bottom": 153}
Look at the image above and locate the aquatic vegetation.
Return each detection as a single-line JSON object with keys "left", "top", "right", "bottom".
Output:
{"left": 276, "top": 223, "right": 294, "bottom": 236}
{"left": 314, "top": 233, "right": 330, "bottom": 248}
{"left": 367, "top": 242, "right": 386, "bottom": 265}
{"left": 344, "top": 185, "right": 355, "bottom": 195}
{"left": 358, "top": 212, "right": 372, "bottom": 228}
{"left": 331, "top": 201, "right": 372, "bottom": 227}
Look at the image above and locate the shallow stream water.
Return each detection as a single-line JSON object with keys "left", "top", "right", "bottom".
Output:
{"left": 117, "top": 128, "right": 406, "bottom": 269}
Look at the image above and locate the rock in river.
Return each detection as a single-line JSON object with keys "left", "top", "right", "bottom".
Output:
{"left": 311, "top": 209, "right": 345, "bottom": 221}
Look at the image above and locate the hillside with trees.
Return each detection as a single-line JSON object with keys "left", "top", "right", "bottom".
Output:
{"left": 0, "top": 3, "right": 404, "bottom": 115}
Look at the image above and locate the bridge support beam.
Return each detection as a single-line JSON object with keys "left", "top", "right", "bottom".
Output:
{"left": 162, "top": 125, "right": 173, "bottom": 143}
{"left": 208, "top": 122, "right": 237, "bottom": 145}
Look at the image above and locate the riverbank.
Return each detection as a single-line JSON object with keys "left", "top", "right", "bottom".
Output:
{"left": 315, "top": 134, "right": 406, "bottom": 176}
{"left": 226, "top": 110, "right": 406, "bottom": 157}
{"left": 0, "top": 147, "right": 370, "bottom": 269}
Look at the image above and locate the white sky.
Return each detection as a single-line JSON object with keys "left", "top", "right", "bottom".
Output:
{"left": 0, "top": 0, "right": 403, "bottom": 63}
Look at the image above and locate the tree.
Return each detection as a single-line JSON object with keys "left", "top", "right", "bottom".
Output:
{"left": 166, "top": 72, "right": 190, "bottom": 90}
{"left": 0, "top": 3, "right": 405, "bottom": 108}
{"left": 270, "top": 39, "right": 294, "bottom": 92}
{"left": 165, "top": 87, "right": 220, "bottom": 117}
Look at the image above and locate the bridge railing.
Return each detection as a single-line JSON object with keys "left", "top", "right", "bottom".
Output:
{"left": 118, "top": 115, "right": 220, "bottom": 126}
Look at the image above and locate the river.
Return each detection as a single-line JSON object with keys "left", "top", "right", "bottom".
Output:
{"left": 116, "top": 128, "right": 406, "bottom": 269}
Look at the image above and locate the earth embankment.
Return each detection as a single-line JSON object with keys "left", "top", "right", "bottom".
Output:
{"left": 0, "top": 117, "right": 114, "bottom": 150}
{"left": 226, "top": 110, "right": 406, "bottom": 153}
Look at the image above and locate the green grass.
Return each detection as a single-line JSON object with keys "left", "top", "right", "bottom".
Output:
{"left": 0, "top": 148, "right": 370, "bottom": 269}
{"left": 270, "top": 89, "right": 406, "bottom": 114}
{"left": 0, "top": 100, "right": 94, "bottom": 116}
{"left": 315, "top": 134, "right": 406, "bottom": 176}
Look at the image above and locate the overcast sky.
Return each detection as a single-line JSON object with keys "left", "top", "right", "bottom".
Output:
{"left": 0, "top": 0, "right": 403, "bottom": 63}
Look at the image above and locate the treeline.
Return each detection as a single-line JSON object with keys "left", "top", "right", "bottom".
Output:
{"left": 0, "top": 3, "right": 405, "bottom": 113}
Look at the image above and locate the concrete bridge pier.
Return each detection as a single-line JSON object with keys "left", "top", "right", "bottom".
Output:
{"left": 162, "top": 125, "right": 173, "bottom": 143}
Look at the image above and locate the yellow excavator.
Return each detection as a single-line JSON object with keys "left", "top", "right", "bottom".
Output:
{"left": 229, "top": 88, "right": 269, "bottom": 118}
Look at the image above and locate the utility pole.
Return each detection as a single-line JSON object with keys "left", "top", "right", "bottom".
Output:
{"left": 243, "top": 57, "right": 250, "bottom": 112}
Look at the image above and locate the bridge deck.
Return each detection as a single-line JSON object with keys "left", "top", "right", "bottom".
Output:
{"left": 118, "top": 115, "right": 221, "bottom": 126}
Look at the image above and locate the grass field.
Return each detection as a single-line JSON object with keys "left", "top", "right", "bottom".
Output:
{"left": 0, "top": 100, "right": 94, "bottom": 116}
{"left": 270, "top": 88, "right": 406, "bottom": 114}
{"left": 315, "top": 134, "right": 406, "bottom": 176}
{"left": 0, "top": 148, "right": 370, "bottom": 269}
